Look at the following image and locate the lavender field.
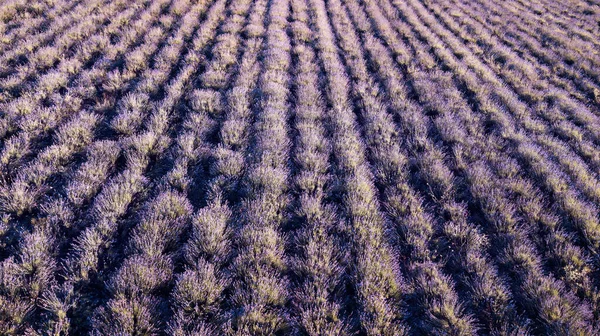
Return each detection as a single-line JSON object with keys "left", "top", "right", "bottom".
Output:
{"left": 0, "top": 0, "right": 599, "bottom": 334}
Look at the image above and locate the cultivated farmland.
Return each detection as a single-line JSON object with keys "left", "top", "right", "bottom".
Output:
{"left": 0, "top": 0, "right": 599, "bottom": 334}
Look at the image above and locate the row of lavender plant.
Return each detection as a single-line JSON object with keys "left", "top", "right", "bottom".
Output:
{"left": 361, "top": 0, "right": 595, "bottom": 329}
{"left": 0, "top": 0, "right": 131, "bottom": 153}
{"left": 414, "top": 0, "right": 600, "bottom": 206}
{"left": 305, "top": 0, "right": 413, "bottom": 333}
{"left": 52, "top": 0, "right": 201, "bottom": 214}
{"left": 92, "top": 0, "right": 258, "bottom": 333}
{"left": 0, "top": 0, "right": 164, "bottom": 245}
{"left": 406, "top": 0, "right": 600, "bottom": 191}
{"left": 166, "top": 0, "right": 263, "bottom": 199}
{"left": 0, "top": 0, "right": 86, "bottom": 64}
{"left": 17, "top": 0, "right": 228, "bottom": 333}
{"left": 490, "top": 0, "right": 600, "bottom": 85}
{"left": 437, "top": 0, "right": 600, "bottom": 126}
{"left": 287, "top": 0, "right": 348, "bottom": 333}
{"left": 425, "top": 0, "right": 600, "bottom": 171}
{"left": 0, "top": 0, "right": 176, "bottom": 258}
{"left": 0, "top": 0, "right": 180, "bottom": 192}
{"left": 0, "top": 0, "right": 167, "bottom": 209}
{"left": 446, "top": 0, "right": 600, "bottom": 112}
{"left": 168, "top": 0, "right": 271, "bottom": 332}
{"left": 326, "top": 0, "right": 483, "bottom": 333}
{"left": 344, "top": 0, "right": 531, "bottom": 333}
{"left": 164, "top": 0, "right": 269, "bottom": 333}
{"left": 535, "top": 0, "right": 600, "bottom": 39}
{"left": 489, "top": 0, "right": 600, "bottom": 109}
{"left": 217, "top": 0, "right": 294, "bottom": 332}
{"left": 0, "top": 0, "right": 123, "bottom": 109}
{"left": 372, "top": 0, "right": 596, "bottom": 328}
{"left": 427, "top": 0, "right": 600, "bottom": 125}
{"left": 389, "top": 0, "right": 600, "bottom": 259}
{"left": 0, "top": 0, "right": 34, "bottom": 23}
{"left": 0, "top": 0, "right": 92, "bottom": 81}
{"left": 368, "top": 0, "right": 600, "bottom": 327}
{"left": 0, "top": 0, "right": 172, "bottom": 331}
